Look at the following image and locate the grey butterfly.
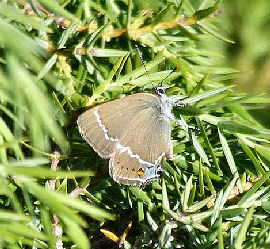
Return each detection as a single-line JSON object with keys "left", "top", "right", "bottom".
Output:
{"left": 77, "top": 86, "right": 183, "bottom": 187}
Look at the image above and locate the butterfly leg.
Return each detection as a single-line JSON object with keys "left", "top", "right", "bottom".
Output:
{"left": 175, "top": 115, "right": 199, "bottom": 132}
{"left": 169, "top": 96, "right": 187, "bottom": 107}
{"left": 175, "top": 102, "right": 187, "bottom": 108}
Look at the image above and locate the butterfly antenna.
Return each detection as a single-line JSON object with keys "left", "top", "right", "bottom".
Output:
{"left": 158, "top": 66, "right": 177, "bottom": 87}
{"left": 135, "top": 44, "right": 154, "bottom": 88}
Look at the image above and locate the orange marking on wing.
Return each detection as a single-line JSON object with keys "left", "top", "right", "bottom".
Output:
{"left": 137, "top": 168, "right": 144, "bottom": 176}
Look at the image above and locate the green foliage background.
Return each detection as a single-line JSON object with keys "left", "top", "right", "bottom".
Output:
{"left": 1, "top": 0, "right": 270, "bottom": 248}
{"left": 213, "top": 0, "right": 270, "bottom": 128}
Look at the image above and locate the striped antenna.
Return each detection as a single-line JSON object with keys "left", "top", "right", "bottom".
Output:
{"left": 135, "top": 45, "right": 177, "bottom": 88}
{"left": 135, "top": 44, "right": 154, "bottom": 88}
{"left": 158, "top": 66, "right": 177, "bottom": 86}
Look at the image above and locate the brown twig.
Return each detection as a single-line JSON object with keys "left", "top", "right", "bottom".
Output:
{"left": 15, "top": 0, "right": 222, "bottom": 40}
{"left": 70, "top": 183, "right": 89, "bottom": 198}
{"left": 48, "top": 151, "right": 60, "bottom": 191}
{"left": 48, "top": 151, "right": 63, "bottom": 249}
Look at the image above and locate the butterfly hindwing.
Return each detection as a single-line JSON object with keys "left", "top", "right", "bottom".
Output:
{"left": 109, "top": 106, "right": 172, "bottom": 186}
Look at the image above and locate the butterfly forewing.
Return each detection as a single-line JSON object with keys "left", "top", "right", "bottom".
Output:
{"left": 77, "top": 93, "right": 160, "bottom": 158}
{"left": 109, "top": 106, "right": 172, "bottom": 186}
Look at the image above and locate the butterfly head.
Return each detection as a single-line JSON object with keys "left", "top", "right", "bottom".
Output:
{"left": 153, "top": 86, "right": 169, "bottom": 97}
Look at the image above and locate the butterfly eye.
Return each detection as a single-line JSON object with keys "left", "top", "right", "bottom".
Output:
{"left": 155, "top": 87, "right": 165, "bottom": 95}
{"left": 158, "top": 88, "right": 165, "bottom": 94}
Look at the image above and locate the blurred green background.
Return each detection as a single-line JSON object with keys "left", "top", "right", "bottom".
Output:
{"left": 205, "top": 0, "right": 270, "bottom": 127}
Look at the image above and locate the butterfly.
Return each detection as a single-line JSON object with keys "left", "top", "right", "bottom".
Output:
{"left": 77, "top": 86, "right": 186, "bottom": 187}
